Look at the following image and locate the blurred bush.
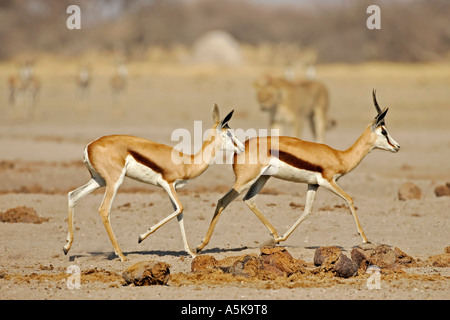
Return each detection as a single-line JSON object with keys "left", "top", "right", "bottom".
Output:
{"left": 0, "top": 0, "right": 448, "bottom": 63}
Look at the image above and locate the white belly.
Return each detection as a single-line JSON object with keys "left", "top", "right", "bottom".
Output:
{"left": 125, "top": 155, "right": 163, "bottom": 186}
{"left": 264, "top": 157, "right": 321, "bottom": 184}
{"left": 174, "top": 179, "right": 189, "bottom": 189}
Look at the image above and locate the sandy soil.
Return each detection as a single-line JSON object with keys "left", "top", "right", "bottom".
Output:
{"left": 0, "top": 60, "right": 449, "bottom": 300}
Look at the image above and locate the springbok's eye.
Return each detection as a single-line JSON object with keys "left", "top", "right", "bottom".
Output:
{"left": 381, "top": 128, "right": 387, "bottom": 136}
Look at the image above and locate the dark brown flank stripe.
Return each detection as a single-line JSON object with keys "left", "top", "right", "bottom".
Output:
{"left": 128, "top": 150, "right": 164, "bottom": 174}
{"left": 270, "top": 149, "right": 323, "bottom": 173}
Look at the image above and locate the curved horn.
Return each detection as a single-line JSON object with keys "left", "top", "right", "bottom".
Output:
{"left": 372, "top": 89, "right": 382, "bottom": 114}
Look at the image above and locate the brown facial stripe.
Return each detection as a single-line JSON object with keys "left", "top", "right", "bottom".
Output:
{"left": 270, "top": 150, "right": 323, "bottom": 173}
{"left": 128, "top": 150, "right": 164, "bottom": 174}
{"left": 385, "top": 135, "right": 397, "bottom": 149}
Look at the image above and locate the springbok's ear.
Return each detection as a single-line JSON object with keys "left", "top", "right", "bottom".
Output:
{"left": 372, "top": 107, "right": 389, "bottom": 130}
{"left": 212, "top": 104, "right": 220, "bottom": 124}
{"left": 220, "top": 110, "right": 234, "bottom": 128}
{"left": 375, "top": 107, "right": 389, "bottom": 124}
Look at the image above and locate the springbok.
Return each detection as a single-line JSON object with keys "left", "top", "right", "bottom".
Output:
{"left": 63, "top": 104, "right": 244, "bottom": 261}
{"left": 110, "top": 63, "right": 128, "bottom": 97}
{"left": 196, "top": 90, "right": 400, "bottom": 253}
{"left": 7, "top": 61, "right": 41, "bottom": 118}
{"left": 76, "top": 63, "right": 91, "bottom": 99}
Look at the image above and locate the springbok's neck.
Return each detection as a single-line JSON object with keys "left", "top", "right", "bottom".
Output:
{"left": 186, "top": 129, "right": 222, "bottom": 179}
{"left": 340, "top": 125, "right": 375, "bottom": 174}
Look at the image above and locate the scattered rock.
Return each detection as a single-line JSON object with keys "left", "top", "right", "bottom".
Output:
{"left": 226, "top": 255, "right": 264, "bottom": 277}
{"left": 192, "top": 244, "right": 416, "bottom": 280}
{"left": 289, "top": 202, "right": 304, "bottom": 209}
{"left": 260, "top": 246, "right": 307, "bottom": 276}
{"left": 191, "top": 247, "right": 307, "bottom": 279}
{"left": 0, "top": 206, "right": 49, "bottom": 224}
{"left": 313, "top": 244, "right": 414, "bottom": 277}
{"left": 427, "top": 247, "right": 450, "bottom": 267}
{"left": 398, "top": 182, "right": 422, "bottom": 200}
{"left": 0, "top": 160, "right": 15, "bottom": 170}
{"left": 351, "top": 247, "right": 370, "bottom": 271}
{"left": 352, "top": 243, "right": 415, "bottom": 271}
{"left": 313, "top": 246, "right": 359, "bottom": 277}
{"left": 427, "top": 254, "right": 450, "bottom": 268}
{"left": 191, "top": 255, "right": 218, "bottom": 273}
{"left": 334, "top": 254, "right": 359, "bottom": 278}
{"left": 122, "top": 261, "right": 171, "bottom": 286}
{"left": 434, "top": 183, "right": 450, "bottom": 197}
{"left": 313, "top": 246, "right": 341, "bottom": 267}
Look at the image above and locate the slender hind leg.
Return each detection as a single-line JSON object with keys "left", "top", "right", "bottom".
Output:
{"left": 196, "top": 168, "right": 274, "bottom": 254}
{"left": 64, "top": 177, "right": 104, "bottom": 255}
{"left": 195, "top": 187, "right": 241, "bottom": 253}
{"left": 97, "top": 169, "right": 127, "bottom": 261}
{"left": 243, "top": 175, "right": 280, "bottom": 240}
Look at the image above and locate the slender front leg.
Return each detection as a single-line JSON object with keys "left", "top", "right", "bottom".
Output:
{"left": 138, "top": 183, "right": 196, "bottom": 257}
{"left": 176, "top": 212, "right": 194, "bottom": 257}
{"left": 324, "top": 180, "right": 369, "bottom": 243}
{"left": 64, "top": 178, "right": 104, "bottom": 255}
{"left": 196, "top": 188, "right": 241, "bottom": 253}
{"left": 275, "top": 184, "right": 318, "bottom": 243}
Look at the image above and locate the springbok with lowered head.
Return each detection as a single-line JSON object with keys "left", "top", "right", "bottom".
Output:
{"left": 196, "top": 90, "right": 400, "bottom": 253}
{"left": 63, "top": 104, "right": 244, "bottom": 261}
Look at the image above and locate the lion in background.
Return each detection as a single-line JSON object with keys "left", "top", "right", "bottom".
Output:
{"left": 254, "top": 76, "right": 334, "bottom": 143}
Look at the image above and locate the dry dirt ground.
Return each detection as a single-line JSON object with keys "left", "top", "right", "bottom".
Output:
{"left": 0, "top": 58, "right": 449, "bottom": 300}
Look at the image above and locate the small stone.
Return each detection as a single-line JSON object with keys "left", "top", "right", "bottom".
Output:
{"left": 354, "top": 243, "right": 415, "bottom": 271}
{"left": 228, "top": 255, "right": 263, "bottom": 277}
{"left": 334, "top": 254, "right": 359, "bottom": 278}
{"left": 351, "top": 247, "right": 370, "bottom": 271}
{"left": 191, "top": 255, "right": 218, "bottom": 272}
{"left": 122, "top": 261, "right": 171, "bottom": 286}
{"left": 313, "top": 246, "right": 341, "bottom": 267}
{"left": 434, "top": 184, "right": 450, "bottom": 197}
{"left": 398, "top": 182, "right": 422, "bottom": 200}
{"left": 260, "top": 246, "right": 306, "bottom": 276}
{"left": 0, "top": 206, "right": 49, "bottom": 224}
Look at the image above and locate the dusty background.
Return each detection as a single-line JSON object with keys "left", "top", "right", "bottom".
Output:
{"left": 0, "top": 58, "right": 449, "bottom": 300}
{"left": 0, "top": 0, "right": 449, "bottom": 301}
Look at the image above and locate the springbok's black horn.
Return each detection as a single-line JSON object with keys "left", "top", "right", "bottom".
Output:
{"left": 372, "top": 89, "right": 382, "bottom": 114}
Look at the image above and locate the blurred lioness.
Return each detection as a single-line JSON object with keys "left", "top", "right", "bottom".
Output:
{"left": 254, "top": 76, "right": 333, "bottom": 143}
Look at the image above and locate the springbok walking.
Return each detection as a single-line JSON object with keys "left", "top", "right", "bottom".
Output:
{"left": 110, "top": 63, "right": 128, "bottom": 98}
{"left": 196, "top": 90, "right": 400, "bottom": 253}
{"left": 76, "top": 63, "right": 92, "bottom": 99}
{"left": 63, "top": 104, "right": 244, "bottom": 261}
{"left": 7, "top": 61, "right": 41, "bottom": 119}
